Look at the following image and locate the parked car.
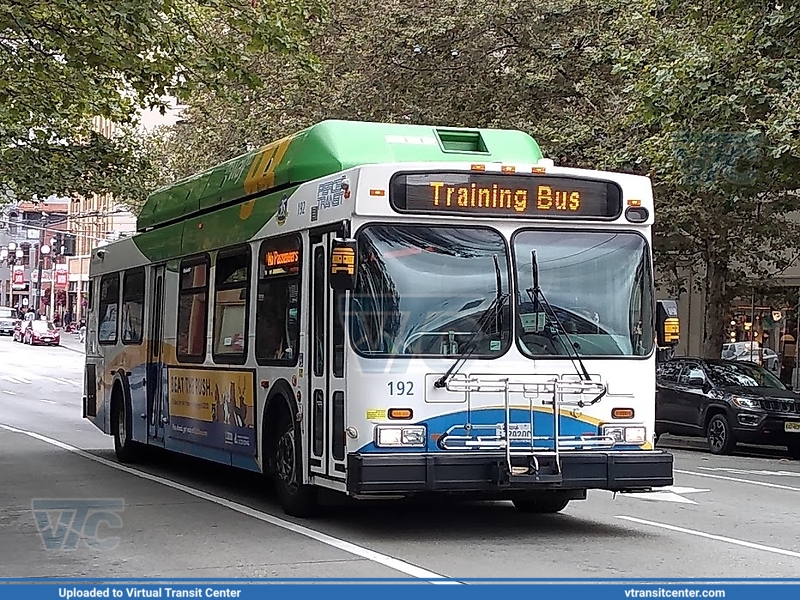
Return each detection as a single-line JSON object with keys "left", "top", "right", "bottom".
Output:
{"left": 0, "top": 307, "right": 15, "bottom": 335}
{"left": 22, "top": 319, "right": 60, "bottom": 346}
{"left": 656, "top": 357, "right": 800, "bottom": 458}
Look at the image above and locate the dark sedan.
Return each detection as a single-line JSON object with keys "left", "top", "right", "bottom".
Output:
{"left": 656, "top": 357, "right": 800, "bottom": 457}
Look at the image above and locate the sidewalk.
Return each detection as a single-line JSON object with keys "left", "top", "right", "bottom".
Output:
{"left": 58, "top": 330, "right": 84, "bottom": 353}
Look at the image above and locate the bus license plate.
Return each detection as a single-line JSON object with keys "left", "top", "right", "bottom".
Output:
{"left": 496, "top": 423, "right": 532, "bottom": 440}
{"left": 785, "top": 422, "right": 800, "bottom": 433}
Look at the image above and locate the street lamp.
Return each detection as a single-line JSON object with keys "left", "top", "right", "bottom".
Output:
{"left": 34, "top": 243, "right": 51, "bottom": 315}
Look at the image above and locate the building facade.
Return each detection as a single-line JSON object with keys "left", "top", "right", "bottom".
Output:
{"left": 66, "top": 115, "right": 137, "bottom": 322}
{"left": 0, "top": 200, "right": 69, "bottom": 316}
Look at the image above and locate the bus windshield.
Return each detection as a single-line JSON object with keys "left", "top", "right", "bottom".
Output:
{"left": 513, "top": 230, "right": 654, "bottom": 357}
{"left": 350, "top": 224, "right": 511, "bottom": 357}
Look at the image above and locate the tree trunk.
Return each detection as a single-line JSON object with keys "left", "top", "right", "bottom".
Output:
{"left": 702, "top": 249, "right": 729, "bottom": 358}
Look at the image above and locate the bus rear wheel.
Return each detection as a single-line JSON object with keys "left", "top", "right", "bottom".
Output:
{"left": 274, "top": 411, "right": 317, "bottom": 518}
{"left": 112, "top": 390, "right": 143, "bottom": 463}
{"left": 513, "top": 493, "right": 571, "bottom": 514}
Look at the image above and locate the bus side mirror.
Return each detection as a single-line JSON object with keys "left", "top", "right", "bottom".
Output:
{"left": 656, "top": 299, "right": 680, "bottom": 348}
{"left": 329, "top": 239, "right": 358, "bottom": 291}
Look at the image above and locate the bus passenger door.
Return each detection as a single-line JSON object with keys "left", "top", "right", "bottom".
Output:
{"left": 308, "top": 233, "right": 347, "bottom": 481}
{"left": 147, "top": 265, "right": 166, "bottom": 443}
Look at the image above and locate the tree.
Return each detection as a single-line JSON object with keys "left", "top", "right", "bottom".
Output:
{"left": 145, "top": 0, "right": 636, "bottom": 179}
{"left": 616, "top": 0, "right": 800, "bottom": 356}
{"left": 0, "top": 0, "right": 325, "bottom": 206}
{"left": 145, "top": 0, "right": 800, "bottom": 358}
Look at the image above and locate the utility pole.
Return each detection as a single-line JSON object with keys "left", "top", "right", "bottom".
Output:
{"left": 33, "top": 214, "right": 50, "bottom": 317}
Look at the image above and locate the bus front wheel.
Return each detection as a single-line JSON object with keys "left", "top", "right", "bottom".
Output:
{"left": 274, "top": 411, "right": 318, "bottom": 518}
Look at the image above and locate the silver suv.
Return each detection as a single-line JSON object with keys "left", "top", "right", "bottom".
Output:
{"left": 0, "top": 307, "right": 16, "bottom": 335}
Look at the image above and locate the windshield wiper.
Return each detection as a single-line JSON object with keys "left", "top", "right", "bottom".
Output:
{"left": 434, "top": 254, "right": 507, "bottom": 389}
{"left": 526, "top": 250, "right": 591, "bottom": 382}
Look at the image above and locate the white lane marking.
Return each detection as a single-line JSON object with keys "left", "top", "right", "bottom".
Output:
{"left": 39, "top": 399, "right": 57, "bottom": 404}
{"left": 696, "top": 466, "right": 800, "bottom": 478}
{"left": 3, "top": 390, "right": 15, "bottom": 395}
{"left": 617, "top": 515, "right": 800, "bottom": 559}
{"left": 611, "top": 485, "right": 710, "bottom": 505}
{"left": 0, "top": 423, "right": 459, "bottom": 584}
{"left": 676, "top": 469, "right": 800, "bottom": 493}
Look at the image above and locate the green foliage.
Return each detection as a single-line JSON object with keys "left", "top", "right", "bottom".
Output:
{"left": 145, "top": 0, "right": 800, "bottom": 356}
{"left": 0, "top": 0, "right": 325, "bottom": 206}
{"left": 615, "top": 0, "right": 800, "bottom": 354}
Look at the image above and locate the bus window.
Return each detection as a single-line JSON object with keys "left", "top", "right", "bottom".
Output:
{"left": 121, "top": 268, "right": 145, "bottom": 345}
{"left": 177, "top": 255, "right": 210, "bottom": 363}
{"left": 98, "top": 273, "right": 120, "bottom": 345}
{"left": 256, "top": 235, "right": 301, "bottom": 365}
{"left": 212, "top": 246, "right": 251, "bottom": 363}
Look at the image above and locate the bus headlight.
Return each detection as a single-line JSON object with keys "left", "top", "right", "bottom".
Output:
{"left": 375, "top": 425, "right": 426, "bottom": 448}
{"left": 600, "top": 424, "right": 646, "bottom": 444}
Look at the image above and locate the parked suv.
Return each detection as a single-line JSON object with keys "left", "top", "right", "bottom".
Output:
{"left": 656, "top": 357, "right": 800, "bottom": 458}
{"left": 0, "top": 307, "right": 15, "bottom": 335}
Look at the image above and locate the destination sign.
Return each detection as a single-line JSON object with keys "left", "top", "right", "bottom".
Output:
{"left": 263, "top": 248, "right": 300, "bottom": 277}
{"left": 390, "top": 172, "right": 622, "bottom": 219}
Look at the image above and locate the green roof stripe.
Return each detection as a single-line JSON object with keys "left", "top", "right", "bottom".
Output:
{"left": 137, "top": 120, "right": 544, "bottom": 232}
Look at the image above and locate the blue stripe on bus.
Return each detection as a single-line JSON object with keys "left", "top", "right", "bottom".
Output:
{"left": 355, "top": 407, "right": 644, "bottom": 453}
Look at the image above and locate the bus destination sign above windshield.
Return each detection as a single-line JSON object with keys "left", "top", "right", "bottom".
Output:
{"left": 390, "top": 172, "right": 623, "bottom": 220}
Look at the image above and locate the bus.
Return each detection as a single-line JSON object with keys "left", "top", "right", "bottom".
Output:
{"left": 82, "top": 119, "right": 675, "bottom": 517}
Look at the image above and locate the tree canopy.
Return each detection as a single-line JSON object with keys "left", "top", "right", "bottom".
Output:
{"left": 140, "top": 0, "right": 800, "bottom": 356}
{"left": 0, "top": 0, "right": 324, "bottom": 206}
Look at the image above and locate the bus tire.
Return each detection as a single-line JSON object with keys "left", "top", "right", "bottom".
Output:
{"left": 513, "top": 494, "right": 570, "bottom": 514}
{"left": 274, "top": 407, "right": 318, "bottom": 518}
{"left": 112, "top": 386, "right": 143, "bottom": 464}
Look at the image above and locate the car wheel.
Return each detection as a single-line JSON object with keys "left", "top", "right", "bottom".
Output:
{"left": 707, "top": 414, "right": 736, "bottom": 455}
{"left": 787, "top": 443, "right": 800, "bottom": 460}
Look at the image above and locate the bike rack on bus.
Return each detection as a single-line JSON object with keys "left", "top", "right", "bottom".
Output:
{"left": 440, "top": 375, "right": 611, "bottom": 482}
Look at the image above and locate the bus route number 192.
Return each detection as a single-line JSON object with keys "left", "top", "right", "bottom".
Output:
{"left": 495, "top": 423, "right": 532, "bottom": 440}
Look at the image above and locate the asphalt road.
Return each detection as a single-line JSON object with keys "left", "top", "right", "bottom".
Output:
{"left": 2, "top": 333, "right": 800, "bottom": 581}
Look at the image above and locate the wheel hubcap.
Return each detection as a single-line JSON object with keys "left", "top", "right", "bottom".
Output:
{"left": 276, "top": 427, "right": 298, "bottom": 493}
{"left": 709, "top": 419, "right": 725, "bottom": 450}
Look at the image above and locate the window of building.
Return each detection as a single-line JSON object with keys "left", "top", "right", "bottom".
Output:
{"left": 98, "top": 273, "right": 120, "bottom": 344}
{"left": 121, "top": 268, "right": 145, "bottom": 345}
{"left": 177, "top": 255, "right": 210, "bottom": 362}
{"left": 212, "top": 246, "right": 251, "bottom": 364}
{"left": 256, "top": 235, "right": 301, "bottom": 365}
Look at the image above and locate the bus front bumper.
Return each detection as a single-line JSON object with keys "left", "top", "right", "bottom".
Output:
{"left": 346, "top": 450, "right": 673, "bottom": 495}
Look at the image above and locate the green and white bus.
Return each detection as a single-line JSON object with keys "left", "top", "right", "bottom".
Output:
{"left": 83, "top": 120, "right": 674, "bottom": 517}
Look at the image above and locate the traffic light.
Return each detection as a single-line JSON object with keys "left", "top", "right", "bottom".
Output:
{"left": 53, "top": 233, "right": 64, "bottom": 254}
{"left": 62, "top": 233, "right": 77, "bottom": 256}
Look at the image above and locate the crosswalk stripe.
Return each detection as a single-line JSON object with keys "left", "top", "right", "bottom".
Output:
{"left": 42, "top": 375, "right": 75, "bottom": 386}
{"left": 1, "top": 376, "right": 28, "bottom": 384}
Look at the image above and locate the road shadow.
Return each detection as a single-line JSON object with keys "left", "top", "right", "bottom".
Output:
{"left": 88, "top": 447, "right": 649, "bottom": 543}
{"left": 657, "top": 434, "right": 798, "bottom": 462}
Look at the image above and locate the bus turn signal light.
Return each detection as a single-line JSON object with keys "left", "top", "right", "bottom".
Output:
{"left": 627, "top": 199, "right": 642, "bottom": 207}
{"left": 388, "top": 408, "right": 413, "bottom": 420}
{"left": 612, "top": 408, "right": 635, "bottom": 419}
